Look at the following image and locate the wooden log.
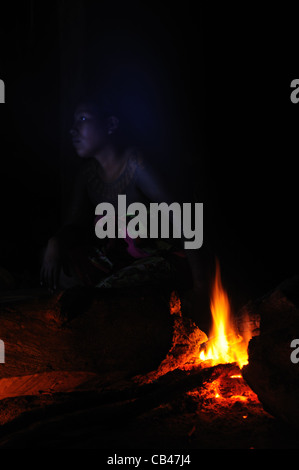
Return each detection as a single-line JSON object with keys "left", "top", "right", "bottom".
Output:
{"left": 0, "top": 363, "right": 230, "bottom": 448}
{"left": 242, "top": 275, "right": 299, "bottom": 428}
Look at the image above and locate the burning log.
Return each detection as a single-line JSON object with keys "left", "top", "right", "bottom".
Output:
{"left": 242, "top": 275, "right": 299, "bottom": 428}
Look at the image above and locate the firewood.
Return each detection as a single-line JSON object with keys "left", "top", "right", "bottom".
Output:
{"left": 242, "top": 275, "right": 299, "bottom": 428}
{"left": 0, "top": 363, "right": 231, "bottom": 448}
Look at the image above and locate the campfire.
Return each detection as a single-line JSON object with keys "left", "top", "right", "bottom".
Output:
{"left": 136, "top": 259, "right": 260, "bottom": 409}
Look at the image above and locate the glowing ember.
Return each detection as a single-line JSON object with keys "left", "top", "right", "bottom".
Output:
{"left": 198, "top": 260, "right": 250, "bottom": 369}
{"left": 199, "top": 372, "right": 259, "bottom": 404}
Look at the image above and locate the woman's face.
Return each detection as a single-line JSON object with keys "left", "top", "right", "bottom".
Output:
{"left": 70, "top": 103, "right": 108, "bottom": 158}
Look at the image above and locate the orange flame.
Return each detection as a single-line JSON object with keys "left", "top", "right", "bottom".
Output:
{"left": 199, "top": 260, "right": 249, "bottom": 369}
{"left": 135, "top": 259, "right": 253, "bottom": 392}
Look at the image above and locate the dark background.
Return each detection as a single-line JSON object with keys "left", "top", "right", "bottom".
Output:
{"left": 0, "top": 2, "right": 297, "bottom": 310}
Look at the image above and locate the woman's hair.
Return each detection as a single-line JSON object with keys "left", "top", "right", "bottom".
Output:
{"left": 74, "top": 90, "right": 116, "bottom": 118}
{"left": 73, "top": 89, "right": 135, "bottom": 151}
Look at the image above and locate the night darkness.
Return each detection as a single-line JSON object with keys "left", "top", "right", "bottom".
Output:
{"left": 0, "top": 2, "right": 298, "bottom": 309}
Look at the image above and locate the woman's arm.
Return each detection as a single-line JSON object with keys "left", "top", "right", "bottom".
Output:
{"left": 57, "top": 167, "right": 94, "bottom": 245}
{"left": 135, "top": 160, "right": 205, "bottom": 292}
{"left": 40, "top": 167, "right": 93, "bottom": 291}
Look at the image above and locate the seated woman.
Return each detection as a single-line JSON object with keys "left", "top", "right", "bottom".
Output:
{"left": 40, "top": 95, "right": 206, "bottom": 304}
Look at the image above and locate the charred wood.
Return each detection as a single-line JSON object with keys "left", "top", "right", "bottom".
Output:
{"left": 0, "top": 363, "right": 232, "bottom": 448}
{"left": 242, "top": 275, "right": 299, "bottom": 428}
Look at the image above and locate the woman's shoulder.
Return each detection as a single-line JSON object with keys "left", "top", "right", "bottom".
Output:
{"left": 118, "top": 146, "right": 146, "bottom": 185}
{"left": 125, "top": 146, "right": 145, "bottom": 170}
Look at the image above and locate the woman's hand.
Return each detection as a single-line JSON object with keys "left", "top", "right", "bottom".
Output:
{"left": 40, "top": 237, "right": 62, "bottom": 292}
